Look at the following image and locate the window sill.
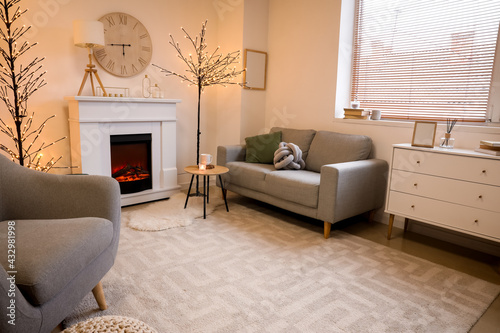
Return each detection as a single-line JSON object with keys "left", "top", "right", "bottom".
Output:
{"left": 333, "top": 118, "right": 500, "bottom": 134}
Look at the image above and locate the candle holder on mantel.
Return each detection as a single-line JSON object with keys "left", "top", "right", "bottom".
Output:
{"left": 142, "top": 75, "right": 164, "bottom": 98}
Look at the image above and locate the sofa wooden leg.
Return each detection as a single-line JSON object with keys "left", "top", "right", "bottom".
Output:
{"left": 324, "top": 222, "right": 332, "bottom": 239}
{"left": 92, "top": 281, "right": 108, "bottom": 310}
{"left": 368, "top": 209, "right": 376, "bottom": 223}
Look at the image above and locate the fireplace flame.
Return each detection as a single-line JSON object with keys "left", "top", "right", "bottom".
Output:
{"left": 112, "top": 164, "right": 150, "bottom": 183}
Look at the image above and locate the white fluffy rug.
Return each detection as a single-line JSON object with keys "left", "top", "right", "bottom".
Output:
{"left": 122, "top": 192, "right": 224, "bottom": 231}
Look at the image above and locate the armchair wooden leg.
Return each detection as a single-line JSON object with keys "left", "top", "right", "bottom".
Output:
{"left": 404, "top": 218, "right": 409, "bottom": 232}
{"left": 324, "top": 221, "right": 332, "bottom": 239}
{"left": 92, "top": 281, "right": 108, "bottom": 310}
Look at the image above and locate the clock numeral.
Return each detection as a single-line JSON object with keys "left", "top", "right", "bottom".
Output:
{"left": 119, "top": 14, "right": 128, "bottom": 25}
{"left": 105, "top": 16, "right": 115, "bottom": 27}
{"left": 106, "top": 60, "right": 115, "bottom": 71}
{"left": 133, "top": 22, "right": 139, "bottom": 30}
{"left": 138, "top": 57, "right": 147, "bottom": 67}
{"left": 120, "top": 65, "right": 128, "bottom": 75}
{"left": 142, "top": 46, "right": 151, "bottom": 52}
{"left": 94, "top": 48, "right": 107, "bottom": 61}
{"left": 131, "top": 64, "right": 138, "bottom": 73}
{"left": 139, "top": 33, "right": 149, "bottom": 39}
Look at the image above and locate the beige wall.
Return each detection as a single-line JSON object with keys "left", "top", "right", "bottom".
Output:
{"left": 265, "top": 0, "right": 500, "bottom": 157}
{"left": 265, "top": 0, "right": 341, "bottom": 131}
{"left": 213, "top": 1, "right": 244, "bottom": 149}
{"left": 240, "top": 0, "right": 269, "bottom": 140}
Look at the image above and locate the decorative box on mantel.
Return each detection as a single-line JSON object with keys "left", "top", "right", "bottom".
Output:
{"left": 65, "top": 96, "right": 181, "bottom": 206}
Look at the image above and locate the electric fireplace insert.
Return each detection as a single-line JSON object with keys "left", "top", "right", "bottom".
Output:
{"left": 110, "top": 133, "right": 152, "bottom": 194}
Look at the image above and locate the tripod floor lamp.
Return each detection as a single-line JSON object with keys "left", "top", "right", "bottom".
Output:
{"left": 73, "top": 20, "right": 107, "bottom": 97}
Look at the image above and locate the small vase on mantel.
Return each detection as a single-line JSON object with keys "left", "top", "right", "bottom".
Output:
{"left": 440, "top": 132, "right": 455, "bottom": 149}
{"left": 142, "top": 75, "right": 151, "bottom": 98}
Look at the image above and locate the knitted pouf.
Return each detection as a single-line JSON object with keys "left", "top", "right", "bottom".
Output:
{"left": 62, "top": 315, "right": 158, "bottom": 333}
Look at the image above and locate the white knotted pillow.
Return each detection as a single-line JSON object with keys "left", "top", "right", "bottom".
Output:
{"left": 273, "top": 142, "right": 306, "bottom": 170}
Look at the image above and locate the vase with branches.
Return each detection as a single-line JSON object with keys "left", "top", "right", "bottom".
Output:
{"left": 154, "top": 20, "right": 245, "bottom": 194}
{"left": 439, "top": 118, "right": 457, "bottom": 149}
{"left": 0, "top": 0, "right": 64, "bottom": 172}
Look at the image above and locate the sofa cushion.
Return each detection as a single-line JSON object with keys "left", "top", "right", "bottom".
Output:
{"left": 245, "top": 131, "right": 282, "bottom": 164}
{"left": 306, "top": 131, "right": 372, "bottom": 172}
{"left": 270, "top": 127, "right": 316, "bottom": 161}
{"left": 225, "top": 161, "right": 276, "bottom": 192}
{"left": 0, "top": 217, "right": 113, "bottom": 305}
{"left": 265, "top": 170, "right": 321, "bottom": 208}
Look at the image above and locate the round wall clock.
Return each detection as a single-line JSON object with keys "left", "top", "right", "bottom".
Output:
{"left": 94, "top": 12, "right": 153, "bottom": 77}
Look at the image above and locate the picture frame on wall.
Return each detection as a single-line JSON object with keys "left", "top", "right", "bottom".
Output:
{"left": 243, "top": 49, "right": 267, "bottom": 90}
{"left": 411, "top": 121, "right": 437, "bottom": 148}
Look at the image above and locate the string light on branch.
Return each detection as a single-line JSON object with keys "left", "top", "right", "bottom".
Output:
{"left": 0, "top": 0, "right": 64, "bottom": 171}
{"left": 153, "top": 20, "right": 245, "bottom": 90}
{"left": 153, "top": 20, "right": 245, "bottom": 195}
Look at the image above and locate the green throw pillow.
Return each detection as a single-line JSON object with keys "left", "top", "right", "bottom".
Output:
{"left": 245, "top": 131, "right": 282, "bottom": 164}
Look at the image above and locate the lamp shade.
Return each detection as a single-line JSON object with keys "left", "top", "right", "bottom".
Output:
{"left": 73, "top": 20, "right": 105, "bottom": 48}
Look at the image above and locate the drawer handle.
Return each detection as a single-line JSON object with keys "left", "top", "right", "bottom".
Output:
{"left": 411, "top": 205, "right": 415, "bottom": 209}
{"left": 482, "top": 170, "right": 487, "bottom": 174}
{"left": 478, "top": 195, "right": 483, "bottom": 199}
{"left": 416, "top": 161, "right": 421, "bottom": 165}
{"left": 474, "top": 219, "right": 479, "bottom": 224}
{"left": 413, "top": 183, "right": 418, "bottom": 187}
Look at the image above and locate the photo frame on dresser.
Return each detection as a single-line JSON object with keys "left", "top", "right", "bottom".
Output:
{"left": 411, "top": 121, "right": 437, "bottom": 148}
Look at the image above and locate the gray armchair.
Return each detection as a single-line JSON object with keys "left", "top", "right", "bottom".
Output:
{"left": 0, "top": 154, "right": 121, "bottom": 333}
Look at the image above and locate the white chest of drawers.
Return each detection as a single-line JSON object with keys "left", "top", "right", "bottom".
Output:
{"left": 385, "top": 143, "right": 500, "bottom": 242}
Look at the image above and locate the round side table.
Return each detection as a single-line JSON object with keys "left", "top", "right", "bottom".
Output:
{"left": 183, "top": 165, "right": 229, "bottom": 219}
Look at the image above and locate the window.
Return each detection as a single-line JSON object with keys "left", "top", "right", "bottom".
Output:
{"left": 351, "top": 0, "right": 500, "bottom": 122}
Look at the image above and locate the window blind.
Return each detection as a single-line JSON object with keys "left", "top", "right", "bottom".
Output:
{"left": 351, "top": 0, "right": 500, "bottom": 122}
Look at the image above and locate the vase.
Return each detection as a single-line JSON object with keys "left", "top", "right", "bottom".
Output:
{"left": 440, "top": 132, "right": 455, "bottom": 149}
{"left": 142, "top": 75, "right": 151, "bottom": 98}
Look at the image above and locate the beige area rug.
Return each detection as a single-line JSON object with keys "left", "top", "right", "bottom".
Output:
{"left": 122, "top": 192, "right": 224, "bottom": 231}
{"left": 64, "top": 195, "right": 500, "bottom": 332}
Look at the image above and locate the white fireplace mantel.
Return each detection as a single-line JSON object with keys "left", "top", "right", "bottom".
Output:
{"left": 66, "top": 96, "right": 181, "bottom": 206}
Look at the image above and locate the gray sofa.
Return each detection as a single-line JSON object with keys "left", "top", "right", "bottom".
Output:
{"left": 217, "top": 127, "right": 388, "bottom": 238}
{"left": 0, "top": 154, "right": 121, "bottom": 333}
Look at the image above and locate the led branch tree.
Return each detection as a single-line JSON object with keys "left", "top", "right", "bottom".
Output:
{"left": 154, "top": 20, "right": 244, "bottom": 193}
{"left": 0, "top": 0, "right": 64, "bottom": 172}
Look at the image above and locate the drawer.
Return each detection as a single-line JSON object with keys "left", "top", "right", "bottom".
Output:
{"left": 392, "top": 148, "right": 500, "bottom": 186}
{"left": 390, "top": 170, "right": 500, "bottom": 213}
{"left": 387, "top": 191, "right": 500, "bottom": 241}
